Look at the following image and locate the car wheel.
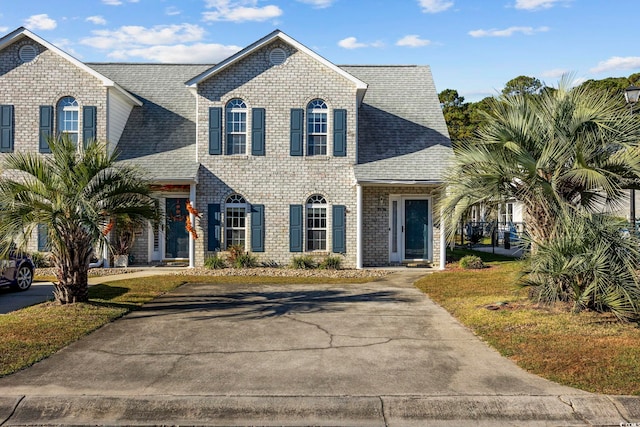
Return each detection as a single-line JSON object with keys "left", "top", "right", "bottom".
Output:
{"left": 12, "top": 265, "right": 33, "bottom": 291}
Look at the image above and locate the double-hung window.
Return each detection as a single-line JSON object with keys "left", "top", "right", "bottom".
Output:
{"left": 225, "top": 194, "right": 247, "bottom": 249}
{"left": 57, "top": 96, "right": 79, "bottom": 145}
{"left": 226, "top": 99, "right": 247, "bottom": 155}
{"left": 306, "top": 194, "right": 327, "bottom": 251}
{"left": 307, "top": 99, "right": 327, "bottom": 156}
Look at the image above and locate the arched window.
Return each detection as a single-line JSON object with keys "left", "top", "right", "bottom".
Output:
{"left": 306, "top": 194, "right": 327, "bottom": 250}
{"left": 307, "top": 99, "right": 327, "bottom": 156}
{"left": 57, "top": 96, "right": 78, "bottom": 145}
{"left": 226, "top": 99, "right": 247, "bottom": 155}
{"left": 225, "top": 194, "right": 247, "bottom": 249}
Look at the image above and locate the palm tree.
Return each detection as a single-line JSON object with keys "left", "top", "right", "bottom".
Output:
{"left": 0, "top": 137, "right": 158, "bottom": 304}
{"left": 441, "top": 76, "right": 640, "bottom": 244}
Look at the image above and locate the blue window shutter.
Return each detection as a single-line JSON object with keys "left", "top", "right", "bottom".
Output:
{"left": 332, "top": 205, "right": 346, "bottom": 253}
{"left": 250, "top": 204, "right": 265, "bottom": 252}
{"left": 0, "top": 105, "right": 14, "bottom": 153}
{"left": 333, "top": 109, "right": 347, "bottom": 157}
{"left": 290, "top": 108, "right": 303, "bottom": 156}
{"left": 39, "top": 105, "right": 53, "bottom": 153}
{"left": 207, "top": 203, "right": 221, "bottom": 251}
{"left": 82, "top": 106, "right": 97, "bottom": 149}
{"left": 289, "top": 204, "right": 303, "bottom": 252}
{"left": 251, "top": 108, "right": 265, "bottom": 156}
{"left": 209, "top": 107, "right": 222, "bottom": 155}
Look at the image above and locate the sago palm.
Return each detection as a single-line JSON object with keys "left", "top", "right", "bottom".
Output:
{"left": 0, "top": 137, "right": 158, "bottom": 304}
{"left": 440, "top": 75, "right": 640, "bottom": 243}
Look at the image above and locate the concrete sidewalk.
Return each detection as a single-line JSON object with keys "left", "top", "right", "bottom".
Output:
{"left": 0, "top": 270, "right": 638, "bottom": 426}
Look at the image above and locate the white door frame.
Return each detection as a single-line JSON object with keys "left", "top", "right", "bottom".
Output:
{"left": 388, "top": 195, "right": 433, "bottom": 263}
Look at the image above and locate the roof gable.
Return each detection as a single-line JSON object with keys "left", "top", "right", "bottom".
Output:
{"left": 0, "top": 27, "right": 141, "bottom": 107}
{"left": 186, "top": 30, "right": 368, "bottom": 102}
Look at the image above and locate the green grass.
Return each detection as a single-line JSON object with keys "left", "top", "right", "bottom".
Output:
{"left": 0, "top": 274, "right": 380, "bottom": 377}
{"left": 447, "top": 246, "right": 520, "bottom": 263}
{"left": 415, "top": 261, "right": 640, "bottom": 395}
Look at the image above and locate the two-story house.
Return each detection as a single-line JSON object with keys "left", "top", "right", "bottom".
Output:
{"left": 0, "top": 27, "right": 452, "bottom": 269}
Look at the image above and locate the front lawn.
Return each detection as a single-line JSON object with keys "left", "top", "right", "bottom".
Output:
{"left": 415, "top": 260, "right": 640, "bottom": 395}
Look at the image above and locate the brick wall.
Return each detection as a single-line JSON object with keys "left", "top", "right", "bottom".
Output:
{"left": 195, "top": 41, "right": 359, "bottom": 267}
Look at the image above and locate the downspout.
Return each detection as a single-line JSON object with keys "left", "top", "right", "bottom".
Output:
{"left": 356, "top": 183, "right": 363, "bottom": 269}
{"left": 440, "top": 207, "right": 446, "bottom": 270}
{"left": 189, "top": 183, "right": 196, "bottom": 268}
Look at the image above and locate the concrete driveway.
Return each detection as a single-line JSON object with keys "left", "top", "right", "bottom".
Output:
{"left": 0, "top": 270, "right": 638, "bottom": 426}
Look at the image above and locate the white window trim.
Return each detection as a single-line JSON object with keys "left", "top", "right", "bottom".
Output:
{"left": 224, "top": 194, "right": 248, "bottom": 249}
{"left": 57, "top": 96, "right": 79, "bottom": 145}
{"left": 306, "top": 99, "right": 328, "bottom": 157}
{"left": 305, "top": 195, "right": 328, "bottom": 252}
{"left": 225, "top": 99, "right": 247, "bottom": 156}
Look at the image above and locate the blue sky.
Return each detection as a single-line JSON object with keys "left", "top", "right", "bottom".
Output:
{"left": 1, "top": 0, "right": 638, "bottom": 101}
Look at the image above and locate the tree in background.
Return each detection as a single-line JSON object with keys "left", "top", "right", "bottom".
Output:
{"left": 501, "top": 75, "right": 543, "bottom": 96}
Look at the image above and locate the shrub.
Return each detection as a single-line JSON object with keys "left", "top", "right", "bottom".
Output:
{"left": 226, "top": 244, "right": 245, "bottom": 264}
{"left": 319, "top": 255, "right": 342, "bottom": 270}
{"left": 204, "top": 254, "right": 226, "bottom": 269}
{"left": 459, "top": 255, "right": 484, "bottom": 269}
{"left": 233, "top": 252, "right": 258, "bottom": 269}
{"left": 291, "top": 255, "right": 316, "bottom": 269}
{"left": 30, "top": 251, "right": 52, "bottom": 268}
{"left": 261, "top": 259, "right": 280, "bottom": 268}
{"left": 520, "top": 211, "right": 640, "bottom": 321}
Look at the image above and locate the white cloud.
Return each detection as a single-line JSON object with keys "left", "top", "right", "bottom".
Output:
{"left": 166, "top": 6, "right": 181, "bottom": 16}
{"left": 469, "top": 26, "right": 549, "bottom": 37}
{"left": 338, "top": 37, "right": 384, "bottom": 49}
{"left": 101, "top": 0, "right": 139, "bottom": 5}
{"left": 24, "top": 14, "right": 57, "bottom": 31}
{"left": 418, "top": 0, "right": 453, "bottom": 13}
{"left": 81, "top": 23, "right": 205, "bottom": 50}
{"left": 396, "top": 35, "right": 431, "bottom": 47}
{"left": 108, "top": 43, "right": 241, "bottom": 63}
{"left": 541, "top": 68, "right": 568, "bottom": 78}
{"left": 0, "top": 26, "right": 8, "bottom": 33}
{"left": 86, "top": 15, "right": 107, "bottom": 25}
{"left": 296, "top": 0, "right": 334, "bottom": 8}
{"left": 52, "top": 38, "right": 82, "bottom": 58}
{"left": 514, "top": 0, "right": 571, "bottom": 10}
{"left": 203, "top": 0, "right": 282, "bottom": 22}
{"left": 590, "top": 56, "right": 640, "bottom": 74}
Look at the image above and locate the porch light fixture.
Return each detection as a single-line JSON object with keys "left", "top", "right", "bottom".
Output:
{"left": 624, "top": 85, "right": 640, "bottom": 110}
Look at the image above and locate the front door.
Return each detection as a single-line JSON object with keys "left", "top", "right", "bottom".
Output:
{"left": 165, "top": 198, "right": 189, "bottom": 259}
{"left": 389, "top": 196, "right": 432, "bottom": 263}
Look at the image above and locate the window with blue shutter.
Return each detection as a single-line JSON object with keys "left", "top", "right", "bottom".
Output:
{"left": 290, "top": 109, "right": 303, "bottom": 156}
{"left": 207, "top": 203, "right": 221, "bottom": 251}
{"left": 0, "top": 105, "right": 14, "bottom": 153}
{"left": 289, "top": 204, "right": 303, "bottom": 252}
{"left": 209, "top": 107, "right": 222, "bottom": 155}
{"left": 251, "top": 108, "right": 265, "bottom": 156}
{"left": 332, "top": 205, "right": 346, "bottom": 253}
{"left": 39, "top": 105, "right": 53, "bottom": 153}
{"left": 82, "top": 106, "right": 97, "bottom": 149}
{"left": 333, "top": 109, "right": 347, "bottom": 157}
{"left": 251, "top": 204, "right": 265, "bottom": 252}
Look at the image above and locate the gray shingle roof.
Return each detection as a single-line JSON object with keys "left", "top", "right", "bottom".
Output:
{"left": 87, "top": 63, "right": 211, "bottom": 182}
{"left": 340, "top": 65, "right": 453, "bottom": 183}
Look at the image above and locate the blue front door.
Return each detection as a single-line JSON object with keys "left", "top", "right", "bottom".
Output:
{"left": 165, "top": 198, "right": 189, "bottom": 259}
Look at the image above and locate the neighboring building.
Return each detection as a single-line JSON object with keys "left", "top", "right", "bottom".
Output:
{"left": 0, "top": 27, "right": 453, "bottom": 269}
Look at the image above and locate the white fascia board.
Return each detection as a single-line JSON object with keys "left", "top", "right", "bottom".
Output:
{"left": 0, "top": 27, "right": 142, "bottom": 107}
{"left": 356, "top": 179, "right": 444, "bottom": 186}
{"left": 186, "top": 30, "right": 368, "bottom": 92}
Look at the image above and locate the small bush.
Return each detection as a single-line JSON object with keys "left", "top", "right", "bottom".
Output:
{"left": 459, "top": 255, "right": 485, "bottom": 269}
{"left": 30, "top": 252, "right": 52, "bottom": 268}
{"left": 233, "top": 252, "right": 258, "bottom": 268}
{"left": 204, "top": 254, "right": 226, "bottom": 269}
{"left": 226, "top": 244, "right": 245, "bottom": 264}
{"left": 319, "top": 255, "right": 342, "bottom": 270}
{"left": 261, "top": 259, "right": 280, "bottom": 268}
{"left": 291, "top": 255, "right": 316, "bottom": 269}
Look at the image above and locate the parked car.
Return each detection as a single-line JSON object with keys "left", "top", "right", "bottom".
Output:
{"left": 0, "top": 251, "right": 35, "bottom": 291}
